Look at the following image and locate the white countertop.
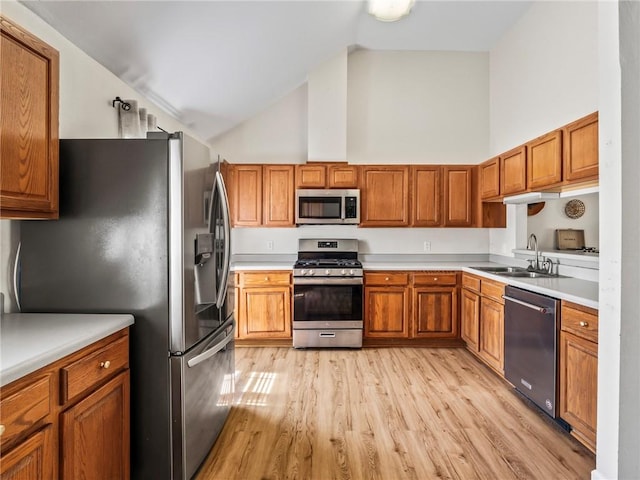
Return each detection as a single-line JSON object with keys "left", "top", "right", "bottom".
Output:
{"left": 0, "top": 313, "right": 134, "bottom": 387}
{"left": 232, "top": 260, "right": 598, "bottom": 309}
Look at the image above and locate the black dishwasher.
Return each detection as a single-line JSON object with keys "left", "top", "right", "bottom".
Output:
{"left": 503, "top": 285, "right": 560, "bottom": 418}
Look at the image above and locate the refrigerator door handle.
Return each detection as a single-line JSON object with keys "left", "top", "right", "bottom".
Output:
{"left": 187, "top": 324, "right": 235, "bottom": 368}
{"left": 214, "top": 171, "right": 231, "bottom": 309}
{"left": 13, "top": 241, "right": 21, "bottom": 312}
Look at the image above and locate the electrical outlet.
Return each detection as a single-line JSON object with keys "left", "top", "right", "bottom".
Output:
{"left": 267, "top": 240, "right": 274, "bottom": 251}
{"left": 423, "top": 241, "right": 431, "bottom": 252}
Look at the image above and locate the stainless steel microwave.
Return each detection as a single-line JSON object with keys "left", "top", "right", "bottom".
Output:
{"left": 295, "top": 189, "right": 360, "bottom": 225}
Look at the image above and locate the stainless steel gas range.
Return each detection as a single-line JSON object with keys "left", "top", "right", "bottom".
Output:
{"left": 292, "top": 239, "right": 363, "bottom": 348}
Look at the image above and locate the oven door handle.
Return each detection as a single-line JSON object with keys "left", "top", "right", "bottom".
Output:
{"left": 293, "top": 277, "right": 363, "bottom": 286}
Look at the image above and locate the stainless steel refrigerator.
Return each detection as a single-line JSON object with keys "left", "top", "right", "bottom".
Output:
{"left": 18, "top": 132, "right": 234, "bottom": 479}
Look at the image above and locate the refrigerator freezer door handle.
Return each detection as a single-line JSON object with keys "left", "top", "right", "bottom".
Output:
{"left": 214, "top": 171, "right": 231, "bottom": 309}
{"left": 187, "top": 325, "right": 235, "bottom": 368}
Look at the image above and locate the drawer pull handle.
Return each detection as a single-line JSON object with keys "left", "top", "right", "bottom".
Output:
{"left": 0, "top": 424, "right": 5, "bottom": 436}
{"left": 579, "top": 321, "right": 589, "bottom": 327}
{"left": 100, "top": 360, "right": 111, "bottom": 369}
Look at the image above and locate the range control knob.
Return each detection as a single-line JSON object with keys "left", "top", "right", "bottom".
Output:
{"left": 325, "top": 269, "right": 331, "bottom": 275}
{"left": 349, "top": 269, "right": 355, "bottom": 275}
{"left": 308, "top": 269, "right": 315, "bottom": 276}
{"left": 300, "top": 269, "right": 307, "bottom": 276}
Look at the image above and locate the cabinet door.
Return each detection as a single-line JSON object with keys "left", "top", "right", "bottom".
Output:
{"left": 263, "top": 165, "right": 294, "bottom": 226}
{"left": 411, "top": 166, "right": 441, "bottom": 227}
{"left": 231, "top": 165, "right": 262, "bottom": 226}
{"left": 1, "top": 16, "right": 59, "bottom": 219}
{"left": 500, "top": 146, "right": 527, "bottom": 195}
{"left": 461, "top": 289, "right": 480, "bottom": 351}
{"left": 360, "top": 166, "right": 409, "bottom": 227}
{"left": 364, "top": 287, "right": 409, "bottom": 338}
{"left": 61, "top": 371, "right": 130, "bottom": 480}
{"left": 564, "top": 112, "right": 599, "bottom": 183}
{"left": 240, "top": 287, "right": 291, "bottom": 338}
{"left": 479, "top": 297, "right": 504, "bottom": 373}
{"left": 527, "top": 130, "right": 562, "bottom": 190}
{"left": 412, "top": 287, "right": 457, "bottom": 338}
{"left": 327, "top": 164, "right": 359, "bottom": 188}
{"left": 480, "top": 157, "right": 500, "bottom": 199}
{"left": 295, "top": 164, "right": 326, "bottom": 188}
{"left": 0, "top": 426, "right": 54, "bottom": 480}
{"left": 559, "top": 331, "right": 598, "bottom": 451}
{"left": 443, "top": 166, "right": 473, "bottom": 227}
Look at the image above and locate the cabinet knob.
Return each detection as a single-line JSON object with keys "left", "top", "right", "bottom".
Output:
{"left": 100, "top": 360, "right": 111, "bottom": 369}
{"left": 579, "top": 321, "right": 589, "bottom": 327}
{"left": 433, "top": 277, "right": 438, "bottom": 281}
{"left": 0, "top": 424, "right": 5, "bottom": 436}
{"left": 385, "top": 277, "right": 390, "bottom": 281}
{"left": 264, "top": 277, "right": 269, "bottom": 281}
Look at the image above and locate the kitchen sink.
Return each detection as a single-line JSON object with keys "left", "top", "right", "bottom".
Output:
{"left": 472, "top": 266, "right": 568, "bottom": 279}
{"left": 472, "top": 266, "right": 529, "bottom": 273}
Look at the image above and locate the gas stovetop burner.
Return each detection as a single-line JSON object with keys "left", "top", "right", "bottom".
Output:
{"left": 294, "top": 259, "right": 362, "bottom": 268}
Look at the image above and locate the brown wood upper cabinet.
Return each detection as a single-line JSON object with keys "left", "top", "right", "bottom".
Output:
{"left": 295, "top": 164, "right": 326, "bottom": 188}
{"left": 229, "top": 164, "right": 294, "bottom": 227}
{"left": 411, "top": 165, "right": 441, "bottom": 227}
{"left": 479, "top": 157, "right": 500, "bottom": 200}
{"left": 263, "top": 165, "right": 295, "bottom": 226}
{"left": 500, "top": 146, "right": 527, "bottom": 195}
{"left": 1, "top": 16, "right": 59, "bottom": 219}
{"left": 527, "top": 130, "right": 562, "bottom": 190}
{"left": 295, "top": 163, "right": 359, "bottom": 189}
{"left": 443, "top": 166, "right": 473, "bottom": 227}
{"left": 360, "top": 166, "right": 410, "bottom": 227}
{"left": 229, "top": 164, "right": 263, "bottom": 226}
{"left": 563, "top": 112, "right": 599, "bottom": 183}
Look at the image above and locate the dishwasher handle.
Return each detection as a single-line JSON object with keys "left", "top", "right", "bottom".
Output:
{"left": 502, "top": 295, "right": 549, "bottom": 314}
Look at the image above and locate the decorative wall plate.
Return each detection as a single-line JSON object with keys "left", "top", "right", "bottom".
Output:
{"left": 564, "top": 199, "right": 585, "bottom": 219}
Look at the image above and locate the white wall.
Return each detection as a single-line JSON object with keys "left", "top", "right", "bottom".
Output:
{"left": 347, "top": 50, "right": 489, "bottom": 165}
{"left": 209, "top": 84, "right": 308, "bottom": 164}
{"left": 0, "top": 1, "right": 211, "bottom": 313}
{"left": 488, "top": 1, "right": 598, "bottom": 258}
{"left": 232, "top": 226, "right": 489, "bottom": 256}
{"left": 527, "top": 193, "right": 599, "bottom": 249}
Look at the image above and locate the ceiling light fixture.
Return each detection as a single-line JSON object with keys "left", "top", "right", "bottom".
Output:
{"left": 368, "top": 0, "right": 415, "bottom": 22}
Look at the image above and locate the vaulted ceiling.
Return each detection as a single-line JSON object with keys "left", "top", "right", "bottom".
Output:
{"left": 22, "top": 1, "right": 532, "bottom": 142}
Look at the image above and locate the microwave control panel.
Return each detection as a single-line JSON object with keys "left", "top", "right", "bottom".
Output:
{"left": 345, "top": 197, "right": 358, "bottom": 219}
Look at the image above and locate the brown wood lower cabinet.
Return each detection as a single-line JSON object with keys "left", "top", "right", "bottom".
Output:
{"left": 0, "top": 426, "right": 54, "bottom": 480}
{"left": 237, "top": 271, "right": 292, "bottom": 341}
{"left": 0, "top": 329, "right": 130, "bottom": 480}
{"left": 364, "top": 271, "right": 461, "bottom": 345}
{"left": 461, "top": 273, "right": 505, "bottom": 375}
{"left": 559, "top": 301, "right": 598, "bottom": 452}
{"left": 61, "top": 371, "right": 130, "bottom": 479}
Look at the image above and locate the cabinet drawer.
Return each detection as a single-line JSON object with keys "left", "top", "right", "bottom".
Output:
{"left": 462, "top": 274, "right": 481, "bottom": 292}
{"left": 61, "top": 335, "right": 129, "bottom": 404}
{"left": 561, "top": 303, "right": 598, "bottom": 343}
{"left": 365, "top": 272, "right": 409, "bottom": 286}
{"left": 239, "top": 271, "right": 291, "bottom": 286}
{"left": 0, "top": 373, "right": 53, "bottom": 447}
{"left": 413, "top": 272, "right": 457, "bottom": 286}
{"left": 481, "top": 279, "right": 505, "bottom": 303}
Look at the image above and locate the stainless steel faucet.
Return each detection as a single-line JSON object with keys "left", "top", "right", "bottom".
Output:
{"left": 527, "top": 233, "right": 540, "bottom": 271}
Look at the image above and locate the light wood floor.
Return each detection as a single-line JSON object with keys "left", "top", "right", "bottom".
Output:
{"left": 196, "top": 347, "right": 595, "bottom": 479}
